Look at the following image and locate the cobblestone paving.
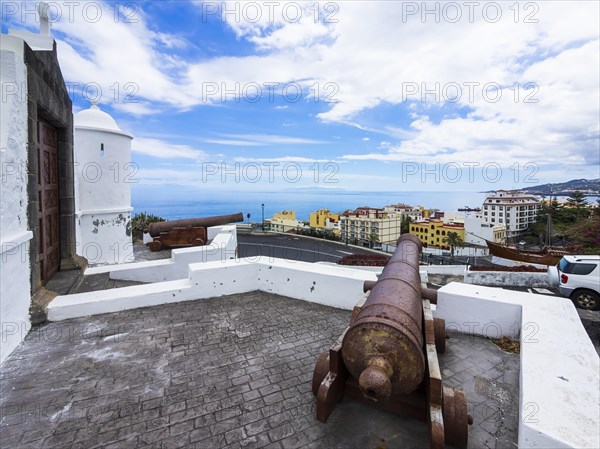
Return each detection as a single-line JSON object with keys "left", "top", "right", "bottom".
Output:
{"left": 1, "top": 292, "right": 518, "bottom": 449}
{"left": 443, "top": 333, "right": 519, "bottom": 449}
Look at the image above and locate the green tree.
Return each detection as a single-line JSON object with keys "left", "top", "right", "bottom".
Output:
{"left": 443, "top": 231, "right": 464, "bottom": 259}
{"left": 566, "top": 190, "right": 588, "bottom": 220}
{"left": 537, "top": 196, "right": 562, "bottom": 223}
{"left": 550, "top": 196, "right": 561, "bottom": 216}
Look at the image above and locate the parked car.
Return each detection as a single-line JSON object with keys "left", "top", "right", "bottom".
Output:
{"left": 548, "top": 255, "right": 600, "bottom": 310}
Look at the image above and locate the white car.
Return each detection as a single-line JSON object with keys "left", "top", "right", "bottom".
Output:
{"left": 549, "top": 255, "right": 600, "bottom": 310}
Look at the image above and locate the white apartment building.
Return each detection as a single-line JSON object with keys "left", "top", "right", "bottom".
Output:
{"left": 464, "top": 216, "right": 507, "bottom": 246}
{"left": 340, "top": 207, "right": 403, "bottom": 245}
{"left": 482, "top": 191, "right": 541, "bottom": 238}
{"left": 383, "top": 204, "right": 423, "bottom": 221}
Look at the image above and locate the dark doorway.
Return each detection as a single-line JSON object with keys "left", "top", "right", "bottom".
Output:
{"left": 37, "top": 120, "right": 60, "bottom": 284}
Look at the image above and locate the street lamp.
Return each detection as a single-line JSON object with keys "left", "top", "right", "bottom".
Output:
{"left": 261, "top": 203, "right": 265, "bottom": 231}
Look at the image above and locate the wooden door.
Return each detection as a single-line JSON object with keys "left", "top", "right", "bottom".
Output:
{"left": 38, "top": 120, "right": 60, "bottom": 284}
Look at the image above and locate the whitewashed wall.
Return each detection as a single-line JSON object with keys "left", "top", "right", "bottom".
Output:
{"left": 48, "top": 257, "right": 377, "bottom": 320}
{"left": 0, "top": 39, "right": 32, "bottom": 363}
{"left": 85, "top": 225, "right": 238, "bottom": 282}
{"left": 74, "top": 124, "right": 133, "bottom": 265}
{"left": 464, "top": 270, "right": 551, "bottom": 287}
{"left": 257, "top": 259, "right": 376, "bottom": 310}
{"left": 76, "top": 211, "right": 134, "bottom": 265}
{"left": 384, "top": 243, "right": 488, "bottom": 257}
{"left": 437, "top": 283, "right": 599, "bottom": 449}
{"left": 0, "top": 237, "right": 32, "bottom": 364}
{"left": 422, "top": 245, "right": 488, "bottom": 257}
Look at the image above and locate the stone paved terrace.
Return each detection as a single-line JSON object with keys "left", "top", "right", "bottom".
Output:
{"left": 0, "top": 292, "right": 518, "bottom": 449}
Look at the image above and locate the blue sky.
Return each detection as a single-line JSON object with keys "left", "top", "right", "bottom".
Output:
{"left": 3, "top": 1, "right": 599, "bottom": 198}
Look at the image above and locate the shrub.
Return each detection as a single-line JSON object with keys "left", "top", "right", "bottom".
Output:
{"left": 131, "top": 212, "right": 166, "bottom": 242}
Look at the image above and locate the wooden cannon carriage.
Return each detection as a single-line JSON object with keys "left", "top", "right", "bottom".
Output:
{"left": 145, "top": 213, "right": 243, "bottom": 251}
{"left": 312, "top": 234, "right": 472, "bottom": 449}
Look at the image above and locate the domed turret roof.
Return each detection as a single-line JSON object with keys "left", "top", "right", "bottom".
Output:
{"left": 74, "top": 102, "right": 132, "bottom": 138}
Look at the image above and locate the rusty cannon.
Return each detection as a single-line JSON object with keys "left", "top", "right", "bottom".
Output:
{"left": 145, "top": 213, "right": 244, "bottom": 251}
{"left": 312, "top": 234, "right": 472, "bottom": 449}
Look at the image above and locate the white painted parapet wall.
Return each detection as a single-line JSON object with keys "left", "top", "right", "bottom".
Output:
{"left": 316, "top": 262, "right": 430, "bottom": 283}
{"left": 436, "top": 282, "right": 599, "bottom": 449}
{"left": 464, "top": 269, "right": 550, "bottom": 287}
{"left": 85, "top": 225, "right": 238, "bottom": 282}
{"left": 48, "top": 257, "right": 377, "bottom": 320}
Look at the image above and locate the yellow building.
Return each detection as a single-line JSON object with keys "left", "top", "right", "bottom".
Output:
{"left": 409, "top": 219, "right": 465, "bottom": 249}
{"left": 273, "top": 210, "right": 296, "bottom": 220}
{"left": 267, "top": 210, "right": 306, "bottom": 233}
{"left": 309, "top": 209, "right": 340, "bottom": 234}
{"left": 418, "top": 206, "right": 441, "bottom": 219}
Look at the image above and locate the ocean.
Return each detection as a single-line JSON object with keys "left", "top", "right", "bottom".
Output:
{"left": 131, "top": 189, "right": 490, "bottom": 222}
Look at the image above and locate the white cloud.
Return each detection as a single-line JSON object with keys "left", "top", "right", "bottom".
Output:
{"left": 112, "top": 101, "right": 159, "bottom": 116}
{"left": 341, "top": 39, "right": 600, "bottom": 168}
{"left": 205, "top": 133, "right": 329, "bottom": 146}
{"left": 47, "top": 1, "right": 194, "bottom": 110}
{"left": 132, "top": 137, "right": 208, "bottom": 160}
{"left": 14, "top": 0, "right": 597, "bottom": 175}
{"left": 215, "top": 1, "right": 335, "bottom": 42}
{"left": 233, "top": 156, "right": 332, "bottom": 163}
{"left": 198, "top": 1, "right": 598, "bottom": 171}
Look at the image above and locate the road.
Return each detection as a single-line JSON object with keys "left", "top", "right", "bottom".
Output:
{"left": 238, "top": 233, "right": 378, "bottom": 263}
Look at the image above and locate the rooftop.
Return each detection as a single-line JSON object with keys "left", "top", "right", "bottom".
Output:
{"left": 74, "top": 104, "right": 132, "bottom": 138}
{"left": 385, "top": 204, "right": 416, "bottom": 209}
{"left": 0, "top": 292, "right": 518, "bottom": 449}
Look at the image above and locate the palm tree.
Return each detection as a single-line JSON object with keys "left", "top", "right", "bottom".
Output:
{"left": 368, "top": 233, "right": 380, "bottom": 248}
{"left": 443, "top": 232, "right": 464, "bottom": 259}
{"left": 400, "top": 215, "right": 413, "bottom": 234}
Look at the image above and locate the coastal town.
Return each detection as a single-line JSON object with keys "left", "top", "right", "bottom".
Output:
{"left": 261, "top": 190, "right": 599, "bottom": 259}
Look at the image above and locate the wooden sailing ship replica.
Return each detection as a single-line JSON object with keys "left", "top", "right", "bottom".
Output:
{"left": 485, "top": 213, "right": 565, "bottom": 266}
{"left": 485, "top": 240, "right": 566, "bottom": 266}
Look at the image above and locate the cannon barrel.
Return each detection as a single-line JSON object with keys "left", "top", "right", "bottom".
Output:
{"left": 342, "top": 234, "right": 424, "bottom": 401}
{"left": 146, "top": 213, "right": 244, "bottom": 237}
{"left": 363, "top": 280, "right": 438, "bottom": 304}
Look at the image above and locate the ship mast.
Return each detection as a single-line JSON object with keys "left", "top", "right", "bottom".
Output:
{"left": 546, "top": 188, "right": 553, "bottom": 247}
